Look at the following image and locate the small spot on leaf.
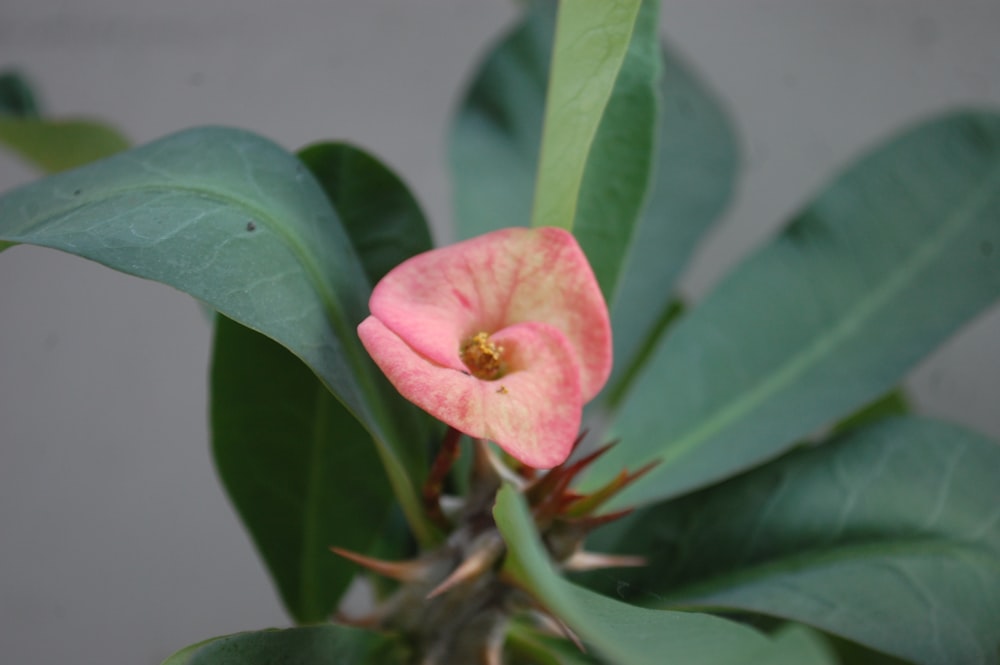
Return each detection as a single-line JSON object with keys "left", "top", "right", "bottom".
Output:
{"left": 246, "top": 221, "right": 257, "bottom": 232}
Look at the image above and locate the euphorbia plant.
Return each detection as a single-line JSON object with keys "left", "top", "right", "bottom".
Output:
{"left": 2, "top": 1, "right": 999, "bottom": 664}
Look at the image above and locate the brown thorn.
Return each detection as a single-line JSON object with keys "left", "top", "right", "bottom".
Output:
{"left": 562, "top": 550, "right": 647, "bottom": 572}
{"left": 564, "top": 507, "right": 635, "bottom": 532}
{"left": 333, "top": 609, "right": 383, "bottom": 630}
{"left": 529, "top": 605, "right": 585, "bottom": 653}
{"left": 330, "top": 546, "right": 429, "bottom": 583}
{"left": 525, "top": 433, "right": 605, "bottom": 503}
{"left": 565, "top": 459, "right": 660, "bottom": 518}
{"left": 426, "top": 532, "right": 505, "bottom": 599}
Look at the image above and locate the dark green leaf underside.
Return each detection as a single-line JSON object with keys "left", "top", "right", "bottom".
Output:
{"left": 211, "top": 316, "right": 402, "bottom": 623}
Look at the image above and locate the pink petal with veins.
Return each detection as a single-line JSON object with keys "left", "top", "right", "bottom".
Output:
{"left": 369, "top": 227, "right": 611, "bottom": 400}
{"left": 358, "top": 316, "right": 582, "bottom": 468}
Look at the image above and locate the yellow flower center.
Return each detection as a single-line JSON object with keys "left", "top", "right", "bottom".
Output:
{"left": 461, "top": 332, "right": 504, "bottom": 380}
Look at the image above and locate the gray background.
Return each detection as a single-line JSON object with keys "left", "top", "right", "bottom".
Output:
{"left": 1, "top": 1, "right": 998, "bottom": 663}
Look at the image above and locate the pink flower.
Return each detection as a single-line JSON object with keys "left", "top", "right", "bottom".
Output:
{"left": 358, "top": 227, "right": 612, "bottom": 468}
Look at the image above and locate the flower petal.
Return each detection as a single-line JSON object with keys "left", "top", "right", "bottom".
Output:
{"left": 369, "top": 227, "right": 611, "bottom": 399}
{"left": 358, "top": 316, "right": 583, "bottom": 468}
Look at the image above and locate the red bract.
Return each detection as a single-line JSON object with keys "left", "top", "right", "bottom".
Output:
{"left": 358, "top": 227, "right": 611, "bottom": 468}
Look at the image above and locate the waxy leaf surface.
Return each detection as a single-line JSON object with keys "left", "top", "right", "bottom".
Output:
{"left": 493, "top": 485, "right": 771, "bottom": 665}
{"left": 0, "top": 126, "right": 434, "bottom": 542}
{"left": 586, "top": 417, "right": 1000, "bottom": 665}
{"left": 210, "top": 140, "right": 437, "bottom": 623}
{"left": 589, "top": 111, "right": 1000, "bottom": 506}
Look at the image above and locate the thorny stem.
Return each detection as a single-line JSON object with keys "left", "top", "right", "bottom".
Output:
{"left": 423, "top": 426, "right": 463, "bottom": 529}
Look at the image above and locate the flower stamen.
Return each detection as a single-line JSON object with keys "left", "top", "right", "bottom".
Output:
{"left": 461, "top": 332, "right": 504, "bottom": 380}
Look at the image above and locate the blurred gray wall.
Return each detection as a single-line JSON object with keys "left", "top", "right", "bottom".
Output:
{"left": 1, "top": 1, "right": 998, "bottom": 663}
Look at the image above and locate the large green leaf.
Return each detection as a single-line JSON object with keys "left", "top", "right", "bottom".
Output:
{"left": 298, "top": 142, "right": 434, "bottom": 285}
{"left": 530, "top": 0, "right": 646, "bottom": 235}
{"left": 299, "top": 141, "right": 439, "bottom": 448}
{"left": 211, "top": 316, "right": 402, "bottom": 623}
{"left": 562, "top": 0, "right": 660, "bottom": 302}
{"left": 584, "top": 417, "right": 1000, "bottom": 665}
{"left": 0, "top": 126, "right": 434, "bottom": 544}
{"left": 493, "top": 485, "right": 772, "bottom": 665}
{"left": 160, "top": 624, "right": 407, "bottom": 665}
{"left": 586, "top": 111, "right": 1000, "bottom": 506}
{"left": 209, "top": 143, "right": 436, "bottom": 622}
{"left": 603, "top": 48, "right": 738, "bottom": 404}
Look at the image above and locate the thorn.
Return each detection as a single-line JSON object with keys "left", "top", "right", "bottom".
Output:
{"left": 562, "top": 550, "right": 646, "bottom": 572}
{"left": 333, "top": 608, "right": 384, "bottom": 630}
{"left": 426, "top": 532, "right": 505, "bottom": 599}
{"left": 564, "top": 507, "right": 635, "bottom": 533}
{"left": 482, "top": 620, "right": 508, "bottom": 665}
{"left": 564, "top": 459, "right": 658, "bottom": 518}
{"left": 528, "top": 606, "right": 585, "bottom": 653}
{"left": 330, "top": 546, "right": 430, "bottom": 583}
{"left": 525, "top": 435, "right": 609, "bottom": 505}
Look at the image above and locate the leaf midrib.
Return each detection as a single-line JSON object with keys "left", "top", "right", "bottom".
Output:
{"left": 641, "top": 161, "right": 1000, "bottom": 474}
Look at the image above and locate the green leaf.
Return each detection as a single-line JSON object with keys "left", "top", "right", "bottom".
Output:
{"left": 298, "top": 142, "right": 434, "bottom": 284}
{"left": 530, "top": 0, "right": 645, "bottom": 232}
{"left": 0, "top": 70, "right": 41, "bottom": 117}
{"left": 0, "top": 126, "right": 435, "bottom": 544}
{"left": 0, "top": 117, "right": 129, "bottom": 173}
{"left": 493, "top": 485, "right": 770, "bottom": 665}
{"left": 603, "top": 46, "right": 739, "bottom": 404}
{"left": 565, "top": 0, "right": 660, "bottom": 302}
{"left": 211, "top": 315, "right": 403, "bottom": 623}
{"left": 585, "top": 417, "right": 1000, "bottom": 665}
{"left": 209, "top": 143, "right": 436, "bottom": 622}
{"left": 587, "top": 111, "right": 1000, "bottom": 506}
{"left": 745, "top": 625, "right": 840, "bottom": 665}
{"left": 160, "top": 624, "right": 407, "bottom": 665}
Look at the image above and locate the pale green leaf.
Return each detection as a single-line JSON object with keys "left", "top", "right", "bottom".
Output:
{"left": 0, "top": 117, "right": 129, "bottom": 173}
{"left": 530, "top": 0, "right": 644, "bottom": 233}
{"left": 494, "top": 485, "right": 769, "bottom": 665}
